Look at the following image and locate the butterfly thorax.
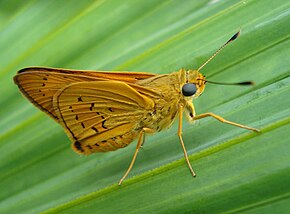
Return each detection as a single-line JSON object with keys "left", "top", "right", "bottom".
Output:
{"left": 135, "top": 69, "right": 206, "bottom": 132}
{"left": 135, "top": 70, "right": 184, "bottom": 132}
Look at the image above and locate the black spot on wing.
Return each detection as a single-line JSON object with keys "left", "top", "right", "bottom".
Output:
{"left": 74, "top": 141, "right": 84, "bottom": 152}
{"left": 92, "top": 127, "right": 98, "bottom": 132}
{"left": 102, "top": 121, "right": 107, "bottom": 129}
{"left": 90, "top": 103, "right": 94, "bottom": 111}
{"left": 100, "top": 115, "right": 108, "bottom": 129}
{"left": 69, "top": 106, "right": 74, "bottom": 112}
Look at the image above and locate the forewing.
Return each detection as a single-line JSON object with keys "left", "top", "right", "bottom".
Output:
{"left": 53, "top": 80, "right": 155, "bottom": 154}
{"left": 14, "top": 67, "right": 156, "bottom": 121}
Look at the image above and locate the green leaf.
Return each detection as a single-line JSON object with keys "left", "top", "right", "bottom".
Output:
{"left": 0, "top": 0, "right": 289, "bottom": 213}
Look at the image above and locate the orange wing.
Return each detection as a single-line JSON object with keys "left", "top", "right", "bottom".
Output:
{"left": 14, "top": 67, "right": 156, "bottom": 121}
{"left": 53, "top": 80, "right": 155, "bottom": 154}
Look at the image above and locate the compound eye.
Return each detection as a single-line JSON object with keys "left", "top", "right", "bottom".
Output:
{"left": 182, "top": 83, "right": 197, "bottom": 97}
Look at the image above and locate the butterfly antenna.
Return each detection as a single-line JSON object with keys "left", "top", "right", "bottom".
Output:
{"left": 197, "top": 31, "right": 240, "bottom": 72}
{"left": 205, "top": 80, "right": 254, "bottom": 86}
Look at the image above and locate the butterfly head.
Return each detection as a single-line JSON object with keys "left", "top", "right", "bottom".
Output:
{"left": 181, "top": 69, "right": 206, "bottom": 99}
{"left": 181, "top": 67, "right": 254, "bottom": 99}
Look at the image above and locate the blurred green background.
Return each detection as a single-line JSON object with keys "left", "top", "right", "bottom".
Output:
{"left": 0, "top": 0, "right": 289, "bottom": 213}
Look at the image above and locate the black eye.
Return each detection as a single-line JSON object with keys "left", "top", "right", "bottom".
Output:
{"left": 182, "top": 83, "right": 197, "bottom": 96}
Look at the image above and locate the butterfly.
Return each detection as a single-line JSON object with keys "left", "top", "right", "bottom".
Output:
{"left": 14, "top": 31, "right": 259, "bottom": 185}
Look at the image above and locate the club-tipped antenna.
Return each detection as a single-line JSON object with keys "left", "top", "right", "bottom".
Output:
{"left": 205, "top": 80, "right": 254, "bottom": 86}
{"left": 197, "top": 31, "right": 240, "bottom": 72}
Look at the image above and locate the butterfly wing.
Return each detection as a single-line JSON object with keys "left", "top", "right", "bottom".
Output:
{"left": 53, "top": 80, "right": 155, "bottom": 155}
{"left": 14, "top": 67, "right": 156, "bottom": 121}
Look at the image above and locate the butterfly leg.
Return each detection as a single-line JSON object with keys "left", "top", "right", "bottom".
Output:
{"left": 118, "top": 127, "right": 153, "bottom": 185}
{"left": 140, "top": 133, "right": 146, "bottom": 147}
{"left": 178, "top": 104, "right": 196, "bottom": 177}
{"left": 192, "top": 113, "right": 260, "bottom": 132}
